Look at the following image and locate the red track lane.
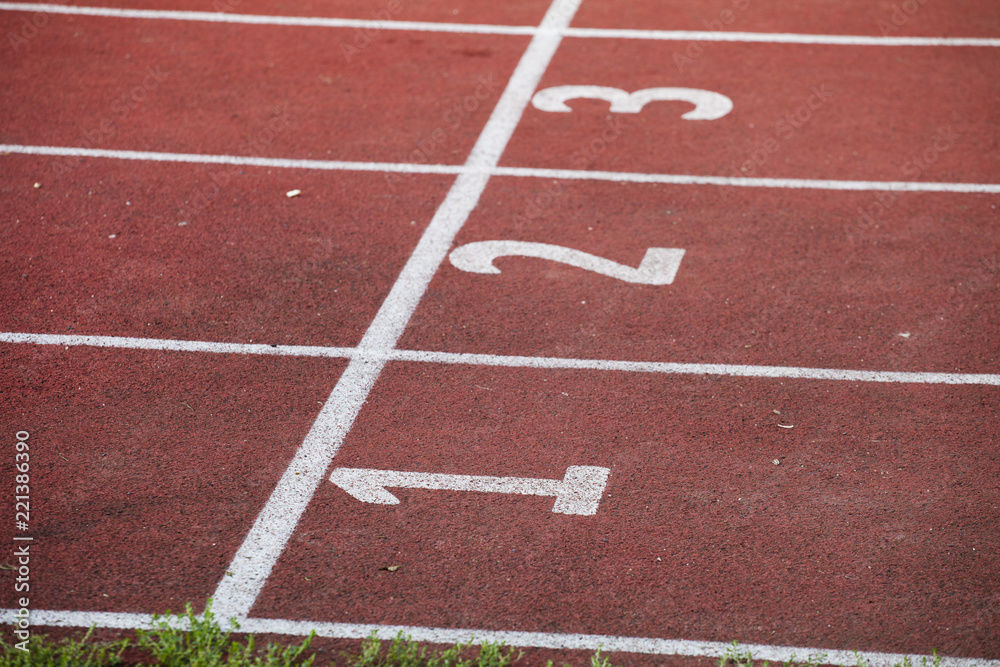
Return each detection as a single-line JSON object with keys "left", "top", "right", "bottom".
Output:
{"left": 0, "top": 13, "right": 525, "bottom": 163}
{"left": 253, "top": 361, "right": 1000, "bottom": 657}
{"left": 0, "top": 156, "right": 448, "bottom": 346}
{"left": 1, "top": 0, "right": 998, "bottom": 661}
{"left": 38, "top": 0, "right": 554, "bottom": 26}
{"left": 399, "top": 179, "right": 1000, "bottom": 374}
{"left": 0, "top": 346, "right": 344, "bottom": 612}
{"left": 502, "top": 40, "right": 1000, "bottom": 182}
{"left": 573, "top": 0, "right": 1000, "bottom": 39}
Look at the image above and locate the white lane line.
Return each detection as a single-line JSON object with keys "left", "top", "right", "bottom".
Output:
{"left": 390, "top": 349, "right": 1000, "bottom": 386}
{"left": 0, "top": 609, "right": 997, "bottom": 667}
{"left": 0, "top": 332, "right": 355, "bottom": 358}
{"left": 208, "top": 0, "right": 584, "bottom": 622}
{"left": 562, "top": 27, "right": 1000, "bottom": 47}
{"left": 0, "top": 2, "right": 536, "bottom": 34}
{"left": 3, "top": 332, "right": 999, "bottom": 385}
{"left": 2, "top": 3, "right": 999, "bottom": 46}
{"left": 494, "top": 166, "right": 1000, "bottom": 193}
{"left": 0, "top": 144, "right": 466, "bottom": 175}
{"left": 4, "top": 144, "right": 999, "bottom": 193}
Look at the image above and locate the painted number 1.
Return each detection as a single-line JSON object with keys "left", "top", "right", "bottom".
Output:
{"left": 449, "top": 241, "right": 685, "bottom": 285}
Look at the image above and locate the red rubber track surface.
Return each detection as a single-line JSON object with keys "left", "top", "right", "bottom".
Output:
{"left": 0, "top": 157, "right": 448, "bottom": 346}
{"left": 0, "top": 346, "right": 344, "bottom": 613}
{"left": 0, "top": 15, "right": 525, "bottom": 164}
{"left": 48, "top": 0, "right": 554, "bottom": 26}
{"left": 255, "top": 362, "right": 1000, "bottom": 656}
{"left": 503, "top": 40, "right": 1000, "bottom": 182}
{"left": 572, "top": 0, "right": 1000, "bottom": 38}
{"left": 401, "top": 180, "right": 1000, "bottom": 374}
{"left": 0, "top": 0, "right": 998, "bottom": 662}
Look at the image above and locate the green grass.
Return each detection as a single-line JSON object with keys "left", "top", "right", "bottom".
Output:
{"left": 715, "top": 639, "right": 946, "bottom": 667}
{"left": 0, "top": 607, "right": 947, "bottom": 667}
{"left": 0, "top": 601, "right": 610, "bottom": 667}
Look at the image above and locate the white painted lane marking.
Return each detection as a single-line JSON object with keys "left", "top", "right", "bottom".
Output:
{"left": 449, "top": 241, "right": 685, "bottom": 284}
{"left": 494, "top": 166, "right": 1000, "bottom": 193}
{"left": 208, "top": 0, "right": 584, "bottom": 622}
{"left": 329, "top": 466, "right": 609, "bottom": 515}
{"left": 0, "top": 2, "right": 537, "bottom": 34}
{"left": 562, "top": 27, "right": 1000, "bottom": 47}
{"left": 5, "top": 144, "right": 999, "bottom": 193}
{"left": 532, "top": 86, "right": 733, "bottom": 120}
{"left": 3, "top": 333, "right": 999, "bottom": 385}
{"left": 391, "top": 350, "right": 1000, "bottom": 386}
{"left": 0, "top": 144, "right": 466, "bottom": 175}
{"left": 0, "top": 332, "right": 355, "bottom": 358}
{"left": 1, "top": 609, "right": 997, "bottom": 667}
{"left": 2, "top": 3, "right": 999, "bottom": 46}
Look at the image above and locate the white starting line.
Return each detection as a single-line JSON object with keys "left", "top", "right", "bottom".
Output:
{"left": 1, "top": 3, "right": 999, "bottom": 47}
{"left": 0, "top": 608, "right": 997, "bottom": 667}
{"left": 2, "top": 332, "right": 998, "bottom": 385}
{"left": 4, "top": 144, "right": 1000, "bottom": 193}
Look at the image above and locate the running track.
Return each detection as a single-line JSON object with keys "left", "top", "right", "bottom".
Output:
{"left": 1, "top": 0, "right": 999, "bottom": 664}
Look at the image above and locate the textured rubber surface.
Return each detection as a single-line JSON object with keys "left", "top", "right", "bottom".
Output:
{"left": 572, "top": 0, "right": 1000, "bottom": 38}
{"left": 503, "top": 40, "right": 999, "bottom": 182}
{"left": 0, "top": 14, "right": 525, "bottom": 163}
{"left": 0, "top": 0, "right": 997, "bottom": 661}
{"left": 0, "top": 345, "right": 345, "bottom": 613}
{"left": 401, "top": 179, "right": 1000, "bottom": 374}
{"left": 44, "top": 0, "right": 555, "bottom": 25}
{"left": 254, "top": 361, "right": 1000, "bottom": 655}
{"left": 0, "top": 156, "right": 449, "bottom": 346}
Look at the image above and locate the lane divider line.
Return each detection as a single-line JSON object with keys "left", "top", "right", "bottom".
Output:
{"left": 2, "top": 332, "right": 998, "bottom": 386}
{"left": 1, "top": 3, "right": 999, "bottom": 46}
{"left": 0, "top": 608, "right": 996, "bottom": 667}
{"left": 0, "top": 2, "right": 536, "bottom": 34}
{"left": 4, "top": 144, "right": 999, "bottom": 193}
{"left": 206, "top": 0, "right": 584, "bottom": 622}
{"left": 494, "top": 166, "right": 1000, "bottom": 193}
{"left": 0, "top": 144, "right": 467, "bottom": 175}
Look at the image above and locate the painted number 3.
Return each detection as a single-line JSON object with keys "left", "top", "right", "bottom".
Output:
{"left": 449, "top": 241, "right": 685, "bottom": 285}
{"left": 532, "top": 85, "right": 733, "bottom": 120}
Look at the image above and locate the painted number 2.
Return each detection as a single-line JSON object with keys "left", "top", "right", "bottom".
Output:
{"left": 449, "top": 241, "right": 685, "bottom": 285}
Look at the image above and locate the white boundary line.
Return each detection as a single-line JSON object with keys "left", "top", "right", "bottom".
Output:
{"left": 2, "top": 332, "right": 998, "bottom": 386}
{"left": 0, "top": 608, "right": 997, "bottom": 667}
{"left": 0, "top": 2, "right": 536, "bottom": 34}
{"left": 0, "top": 331, "right": 355, "bottom": 358}
{"left": 208, "top": 0, "right": 584, "bottom": 621}
{"left": 562, "top": 27, "right": 1000, "bottom": 47}
{"left": 0, "top": 144, "right": 466, "bottom": 176}
{"left": 4, "top": 145, "right": 1000, "bottom": 193}
{"left": 495, "top": 166, "right": 1000, "bottom": 193}
{"left": 1, "top": 2, "right": 999, "bottom": 46}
